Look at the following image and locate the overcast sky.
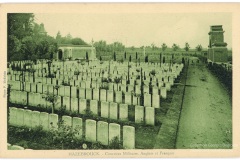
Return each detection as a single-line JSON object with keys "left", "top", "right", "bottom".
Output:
{"left": 34, "top": 13, "right": 232, "bottom": 49}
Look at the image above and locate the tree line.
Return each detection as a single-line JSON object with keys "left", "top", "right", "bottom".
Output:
{"left": 7, "top": 13, "right": 204, "bottom": 62}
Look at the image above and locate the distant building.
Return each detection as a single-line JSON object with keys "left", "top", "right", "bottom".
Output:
{"left": 54, "top": 44, "right": 97, "bottom": 61}
{"left": 207, "top": 25, "right": 228, "bottom": 63}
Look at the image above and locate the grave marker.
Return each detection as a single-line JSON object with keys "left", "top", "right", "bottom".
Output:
{"left": 86, "top": 119, "right": 97, "bottom": 142}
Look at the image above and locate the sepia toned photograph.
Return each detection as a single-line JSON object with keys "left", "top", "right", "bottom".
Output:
{"left": 0, "top": 3, "right": 239, "bottom": 158}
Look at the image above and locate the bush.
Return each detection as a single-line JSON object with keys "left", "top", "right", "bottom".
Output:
{"left": 108, "top": 136, "right": 123, "bottom": 149}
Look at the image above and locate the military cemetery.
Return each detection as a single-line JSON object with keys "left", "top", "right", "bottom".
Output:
{"left": 6, "top": 13, "right": 232, "bottom": 150}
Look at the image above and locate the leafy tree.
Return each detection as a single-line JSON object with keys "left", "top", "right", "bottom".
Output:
{"left": 71, "top": 38, "right": 87, "bottom": 45}
{"left": 131, "top": 46, "right": 135, "bottom": 51}
{"left": 56, "top": 31, "right": 62, "bottom": 44}
{"left": 124, "top": 52, "right": 126, "bottom": 59}
{"left": 161, "top": 43, "right": 167, "bottom": 52}
{"left": 7, "top": 13, "right": 58, "bottom": 62}
{"left": 196, "top": 44, "right": 202, "bottom": 52}
{"left": 151, "top": 43, "right": 156, "bottom": 50}
{"left": 172, "top": 43, "right": 179, "bottom": 51}
{"left": 7, "top": 13, "right": 34, "bottom": 61}
{"left": 184, "top": 42, "right": 190, "bottom": 52}
{"left": 43, "top": 92, "right": 58, "bottom": 113}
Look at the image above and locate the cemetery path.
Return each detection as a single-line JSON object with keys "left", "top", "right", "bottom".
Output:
{"left": 176, "top": 62, "right": 232, "bottom": 149}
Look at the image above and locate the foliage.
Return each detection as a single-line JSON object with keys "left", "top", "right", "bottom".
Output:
{"left": 172, "top": 43, "right": 179, "bottom": 51}
{"left": 208, "top": 63, "right": 232, "bottom": 95}
{"left": 114, "top": 77, "right": 122, "bottom": 84}
{"left": 51, "top": 120, "right": 79, "bottom": 149}
{"left": 150, "top": 70, "right": 156, "bottom": 76}
{"left": 151, "top": 43, "right": 157, "bottom": 50}
{"left": 184, "top": 42, "right": 190, "bottom": 52}
{"left": 62, "top": 81, "right": 70, "bottom": 86}
{"left": 196, "top": 44, "right": 202, "bottom": 52}
{"left": 71, "top": 37, "right": 87, "bottom": 45}
{"left": 94, "top": 40, "right": 125, "bottom": 52}
{"left": 43, "top": 92, "right": 58, "bottom": 113}
{"left": 74, "top": 71, "right": 80, "bottom": 75}
{"left": 108, "top": 136, "right": 123, "bottom": 149}
{"left": 99, "top": 85, "right": 109, "bottom": 90}
{"left": 161, "top": 43, "right": 167, "bottom": 51}
{"left": 7, "top": 13, "right": 58, "bottom": 62}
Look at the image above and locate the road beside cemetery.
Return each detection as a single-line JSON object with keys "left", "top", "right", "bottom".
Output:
{"left": 176, "top": 61, "right": 232, "bottom": 149}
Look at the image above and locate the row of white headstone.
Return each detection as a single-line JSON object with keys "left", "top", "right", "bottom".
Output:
{"left": 9, "top": 107, "right": 135, "bottom": 149}
{"left": 10, "top": 90, "right": 156, "bottom": 125}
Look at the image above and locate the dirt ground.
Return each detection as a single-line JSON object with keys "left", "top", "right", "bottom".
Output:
{"left": 176, "top": 60, "right": 232, "bottom": 149}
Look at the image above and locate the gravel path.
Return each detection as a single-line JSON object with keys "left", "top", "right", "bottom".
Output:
{"left": 176, "top": 61, "right": 232, "bottom": 149}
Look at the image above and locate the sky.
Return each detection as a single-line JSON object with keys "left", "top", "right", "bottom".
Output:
{"left": 34, "top": 13, "right": 232, "bottom": 49}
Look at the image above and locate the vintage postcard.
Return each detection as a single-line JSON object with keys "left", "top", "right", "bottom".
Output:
{"left": 0, "top": 3, "right": 239, "bottom": 158}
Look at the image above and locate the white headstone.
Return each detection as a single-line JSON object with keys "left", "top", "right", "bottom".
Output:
{"left": 100, "top": 89, "right": 107, "bottom": 101}
{"left": 93, "top": 88, "right": 99, "bottom": 100}
{"left": 135, "top": 105, "right": 144, "bottom": 123}
{"left": 16, "top": 108, "right": 24, "bottom": 126}
{"left": 152, "top": 94, "right": 160, "bottom": 108}
{"left": 71, "top": 97, "right": 79, "bottom": 112}
{"left": 97, "top": 121, "right": 109, "bottom": 145}
{"left": 144, "top": 93, "right": 151, "bottom": 107}
{"left": 79, "top": 99, "right": 87, "bottom": 114}
{"left": 123, "top": 126, "right": 135, "bottom": 149}
{"left": 71, "top": 86, "right": 77, "bottom": 98}
{"left": 109, "top": 102, "right": 118, "bottom": 120}
{"left": 107, "top": 90, "right": 114, "bottom": 102}
{"left": 62, "top": 115, "right": 72, "bottom": 127}
{"left": 79, "top": 88, "right": 86, "bottom": 99}
{"left": 72, "top": 117, "right": 82, "bottom": 139}
{"left": 145, "top": 107, "right": 155, "bottom": 125}
{"left": 63, "top": 96, "right": 70, "bottom": 111}
{"left": 86, "top": 88, "right": 92, "bottom": 100}
{"left": 85, "top": 119, "right": 97, "bottom": 142}
{"left": 40, "top": 112, "right": 49, "bottom": 131}
{"left": 31, "top": 111, "right": 40, "bottom": 128}
{"left": 119, "top": 104, "right": 128, "bottom": 120}
{"left": 109, "top": 123, "right": 121, "bottom": 142}
{"left": 90, "top": 100, "right": 98, "bottom": 115}
{"left": 160, "top": 87, "right": 167, "bottom": 99}
{"left": 23, "top": 109, "right": 32, "bottom": 127}
{"left": 124, "top": 92, "right": 132, "bottom": 105}
{"left": 49, "top": 113, "right": 58, "bottom": 130}
{"left": 101, "top": 101, "right": 109, "bottom": 118}
{"left": 115, "top": 91, "right": 122, "bottom": 103}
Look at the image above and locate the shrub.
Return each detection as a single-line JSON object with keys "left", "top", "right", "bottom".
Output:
{"left": 108, "top": 136, "right": 123, "bottom": 149}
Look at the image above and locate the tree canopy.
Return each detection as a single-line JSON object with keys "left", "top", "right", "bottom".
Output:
{"left": 94, "top": 40, "right": 125, "bottom": 52}
{"left": 7, "top": 13, "right": 58, "bottom": 61}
